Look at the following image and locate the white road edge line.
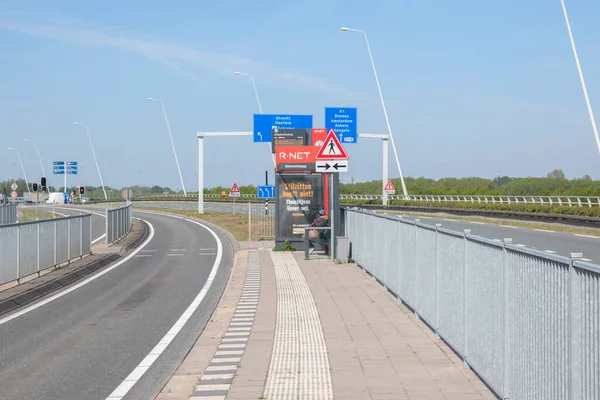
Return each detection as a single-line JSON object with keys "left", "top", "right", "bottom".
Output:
{"left": 500, "top": 225, "right": 518, "bottom": 229}
{"left": 544, "top": 250, "right": 557, "bottom": 253}
{"left": 534, "top": 229, "right": 555, "bottom": 233}
{"left": 105, "top": 217, "right": 223, "bottom": 400}
{"left": 470, "top": 221, "right": 486, "bottom": 225}
{"left": 0, "top": 220, "right": 155, "bottom": 326}
{"left": 574, "top": 234, "right": 600, "bottom": 239}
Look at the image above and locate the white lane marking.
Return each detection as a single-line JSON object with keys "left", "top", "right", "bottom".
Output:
{"left": 166, "top": 254, "right": 183, "bottom": 257}
{"left": 92, "top": 234, "right": 107, "bottom": 244}
{"left": 134, "top": 254, "right": 152, "bottom": 258}
{"left": 470, "top": 221, "right": 486, "bottom": 225}
{"left": 140, "top": 249, "right": 156, "bottom": 252}
{"left": 500, "top": 225, "right": 518, "bottom": 229}
{"left": 0, "top": 221, "right": 155, "bottom": 326}
{"left": 574, "top": 234, "right": 600, "bottom": 239}
{"left": 199, "top": 248, "right": 216, "bottom": 251}
{"left": 493, "top": 239, "right": 502, "bottom": 242}
{"left": 170, "top": 249, "right": 186, "bottom": 252}
{"left": 516, "top": 244, "right": 526, "bottom": 247}
{"left": 544, "top": 250, "right": 557, "bottom": 254}
{"left": 534, "top": 229, "right": 555, "bottom": 233}
{"left": 442, "top": 218, "right": 455, "bottom": 222}
{"left": 105, "top": 217, "right": 223, "bottom": 400}
{"left": 583, "top": 258, "right": 594, "bottom": 262}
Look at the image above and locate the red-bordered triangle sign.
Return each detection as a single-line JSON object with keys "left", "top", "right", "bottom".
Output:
{"left": 230, "top": 182, "right": 240, "bottom": 193}
{"left": 384, "top": 179, "right": 395, "bottom": 193}
{"left": 316, "top": 129, "right": 349, "bottom": 160}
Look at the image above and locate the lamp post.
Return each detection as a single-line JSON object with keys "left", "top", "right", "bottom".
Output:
{"left": 24, "top": 138, "right": 46, "bottom": 178}
{"left": 341, "top": 27, "right": 409, "bottom": 198}
{"left": 559, "top": 0, "right": 600, "bottom": 155}
{"left": 147, "top": 97, "right": 187, "bottom": 196}
{"left": 234, "top": 72, "right": 263, "bottom": 113}
{"left": 7, "top": 147, "right": 31, "bottom": 197}
{"left": 73, "top": 122, "right": 108, "bottom": 200}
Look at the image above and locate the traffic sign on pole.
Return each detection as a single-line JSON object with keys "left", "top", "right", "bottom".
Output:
{"left": 10, "top": 190, "right": 18, "bottom": 198}
{"left": 253, "top": 114, "right": 313, "bottom": 143}
{"left": 325, "top": 107, "right": 357, "bottom": 144}
{"left": 315, "top": 161, "right": 348, "bottom": 173}
{"left": 257, "top": 185, "right": 275, "bottom": 199}
{"left": 384, "top": 179, "right": 396, "bottom": 194}
{"left": 229, "top": 182, "right": 241, "bottom": 197}
{"left": 315, "top": 129, "right": 349, "bottom": 160}
{"left": 10, "top": 182, "right": 18, "bottom": 191}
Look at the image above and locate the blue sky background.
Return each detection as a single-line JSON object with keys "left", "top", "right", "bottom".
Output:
{"left": 1, "top": 0, "right": 599, "bottom": 191}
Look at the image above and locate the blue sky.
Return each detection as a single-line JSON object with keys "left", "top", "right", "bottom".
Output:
{"left": 1, "top": 0, "right": 599, "bottom": 191}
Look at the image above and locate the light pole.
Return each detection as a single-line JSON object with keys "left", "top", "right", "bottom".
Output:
{"left": 233, "top": 72, "right": 275, "bottom": 166}
{"left": 7, "top": 147, "right": 31, "bottom": 197}
{"left": 24, "top": 138, "right": 47, "bottom": 178}
{"left": 234, "top": 72, "right": 263, "bottom": 113}
{"left": 559, "top": 0, "right": 600, "bottom": 155}
{"left": 341, "top": 27, "right": 409, "bottom": 198}
{"left": 73, "top": 122, "right": 108, "bottom": 200}
{"left": 148, "top": 97, "right": 187, "bottom": 196}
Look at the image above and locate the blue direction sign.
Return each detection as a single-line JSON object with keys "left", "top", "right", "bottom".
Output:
{"left": 53, "top": 161, "right": 65, "bottom": 165}
{"left": 253, "top": 114, "right": 313, "bottom": 143}
{"left": 53, "top": 161, "right": 77, "bottom": 174}
{"left": 325, "top": 107, "right": 357, "bottom": 144}
{"left": 257, "top": 185, "right": 276, "bottom": 199}
{"left": 66, "top": 161, "right": 78, "bottom": 165}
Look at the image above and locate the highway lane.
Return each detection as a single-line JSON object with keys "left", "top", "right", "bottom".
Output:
{"left": 397, "top": 214, "right": 600, "bottom": 262}
{"left": 0, "top": 210, "right": 234, "bottom": 400}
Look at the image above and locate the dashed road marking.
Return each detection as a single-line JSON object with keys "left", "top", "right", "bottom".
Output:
{"left": 134, "top": 254, "right": 152, "bottom": 258}
{"left": 170, "top": 249, "right": 186, "bottom": 252}
{"left": 544, "top": 250, "right": 557, "bottom": 254}
{"left": 140, "top": 249, "right": 156, "bottom": 252}
{"left": 534, "top": 229, "right": 555, "bottom": 233}
{"left": 470, "top": 221, "right": 486, "bottom": 225}
{"left": 166, "top": 254, "right": 183, "bottom": 257}
{"left": 500, "top": 225, "right": 518, "bottom": 229}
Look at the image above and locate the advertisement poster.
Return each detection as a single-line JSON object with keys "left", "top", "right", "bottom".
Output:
{"left": 277, "top": 174, "right": 324, "bottom": 240}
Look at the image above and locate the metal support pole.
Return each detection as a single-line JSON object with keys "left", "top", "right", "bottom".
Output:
{"left": 16, "top": 225, "right": 20, "bottom": 280}
{"left": 248, "top": 202, "right": 251, "bottom": 241}
{"left": 198, "top": 134, "right": 204, "bottom": 214}
{"left": 382, "top": 137, "right": 389, "bottom": 206}
{"left": 79, "top": 215, "right": 83, "bottom": 257}
{"left": 37, "top": 222, "right": 40, "bottom": 273}
{"left": 463, "top": 229, "right": 471, "bottom": 370}
{"left": 330, "top": 173, "right": 335, "bottom": 262}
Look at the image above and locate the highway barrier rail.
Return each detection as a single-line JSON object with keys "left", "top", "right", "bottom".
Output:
{"left": 344, "top": 208, "right": 600, "bottom": 400}
{"left": 106, "top": 203, "right": 132, "bottom": 245}
{"left": 0, "top": 213, "right": 92, "bottom": 286}
{"left": 0, "top": 203, "right": 17, "bottom": 225}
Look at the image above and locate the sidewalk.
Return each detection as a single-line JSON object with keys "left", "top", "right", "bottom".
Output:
{"left": 157, "top": 246, "right": 496, "bottom": 400}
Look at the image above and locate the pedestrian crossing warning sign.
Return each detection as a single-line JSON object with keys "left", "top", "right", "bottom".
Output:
{"left": 315, "top": 129, "right": 349, "bottom": 160}
{"left": 384, "top": 179, "right": 395, "bottom": 194}
{"left": 229, "top": 182, "right": 241, "bottom": 197}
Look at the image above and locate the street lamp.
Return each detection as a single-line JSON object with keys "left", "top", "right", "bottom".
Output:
{"left": 234, "top": 72, "right": 263, "bottom": 113}
{"left": 7, "top": 147, "right": 31, "bottom": 197}
{"left": 73, "top": 122, "right": 108, "bottom": 200}
{"left": 559, "top": 0, "right": 600, "bottom": 155}
{"left": 341, "top": 26, "right": 409, "bottom": 198}
{"left": 147, "top": 97, "right": 187, "bottom": 196}
{"left": 24, "top": 138, "right": 47, "bottom": 177}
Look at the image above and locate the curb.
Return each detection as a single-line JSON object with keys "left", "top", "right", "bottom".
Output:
{"left": 0, "top": 220, "right": 150, "bottom": 317}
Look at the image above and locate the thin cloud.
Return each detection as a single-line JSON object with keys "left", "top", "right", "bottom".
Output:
{"left": 0, "top": 17, "right": 355, "bottom": 97}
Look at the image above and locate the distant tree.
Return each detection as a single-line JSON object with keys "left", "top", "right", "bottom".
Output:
{"left": 583, "top": 174, "right": 593, "bottom": 181}
{"left": 546, "top": 169, "right": 566, "bottom": 179}
{"left": 150, "top": 185, "right": 163, "bottom": 193}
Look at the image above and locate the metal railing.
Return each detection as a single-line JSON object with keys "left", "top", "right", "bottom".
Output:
{"left": 0, "top": 204, "right": 17, "bottom": 225}
{"left": 340, "top": 194, "right": 600, "bottom": 207}
{"left": 248, "top": 202, "right": 275, "bottom": 240}
{"left": 0, "top": 213, "right": 92, "bottom": 286}
{"left": 344, "top": 208, "right": 600, "bottom": 399}
{"left": 106, "top": 203, "right": 132, "bottom": 244}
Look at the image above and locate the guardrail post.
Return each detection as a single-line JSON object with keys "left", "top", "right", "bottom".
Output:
{"left": 105, "top": 208, "right": 109, "bottom": 244}
{"left": 79, "top": 215, "right": 83, "bottom": 257}
{"left": 463, "top": 229, "right": 471, "bottom": 370}
{"left": 502, "top": 238, "right": 512, "bottom": 399}
{"left": 89, "top": 214, "right": 92, "bottom": 252}
{"left": 414, "top": 219, "right": 420, "bottom": 319}
{"left": 54, "top": 219, "right": 57, "bottom": 265}
{"left": 37, "top": 222, "right": 41, "bottom": 273}
{"left": 435, "top": 223, "right": 441, "bottom": 339}
{"left": 569, "top": 252, "right": 584, "bottom": 400}
{"left": 248, "top": 202, "right": 251, "bottom": 241}
{"left": 67, "top": 216, "right": 71, "bottom": 261}
{"left": 16, "top": 224, "right": 20, "bottom": 281}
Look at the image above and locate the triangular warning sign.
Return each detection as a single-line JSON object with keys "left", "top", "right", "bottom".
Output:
{"left": 384, "top": 179, "right": 395, "bottom": 194}
{"left": 315, "top": 129, "right": 349, "bottom": 160}
{"left": 229, "top": 182, "right": 241, "bottom": 197}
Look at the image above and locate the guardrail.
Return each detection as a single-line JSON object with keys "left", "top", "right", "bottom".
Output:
{"left": 0, "top": 213, "right": 92, "bottom": 286}
{"left": 344, "top": 208, "right": 599, "bottom": 399}
{"left": 0, "top": 203, "right": 17, "bottom": 225}
{"left": 106, "top": 203, "right": 132, "bottom": 244}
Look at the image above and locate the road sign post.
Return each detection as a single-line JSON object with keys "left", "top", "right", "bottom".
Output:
{"left": 384, "top": 179, "right": 395, "bottom": 207}
{"left": 230, "top": 182, "right": 241, "bottom": 214}
{"left": 325, "top": 107, "right": 357, "bottom": 144}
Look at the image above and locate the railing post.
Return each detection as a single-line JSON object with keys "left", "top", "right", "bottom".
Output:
{"left": 16, "top": 224, "right": 20, "bottom": 280}
{"left": 463, "top": 229, "right": 471, "bottom": 370}
{"left": 435, "top": 223, "right": 441, "bottom": 339}
{"left": 67, "top": 217, "right": 71, "bottom": 261}
{"left": 414, "top": 218, "right": 420, "bottom": 318}
{"left": 54, "top": 219, "right": 57, "bottom": 265}
{"left": 248, "top": 202, "right": 251, "bottom": 241}
{"left": 569, "top": 252, "right": 584, "bottom": 400}
{"left": 503, "top": 238, "right": 512, "bottom": 399}
{"left": 79, "top": 215, "right": 83, "bottom": 257}
{"left": 89, "top": 214, "right": 92, "bottom": 252}
{"left": 37, "top": 222, "right": 41, "bottom": 273}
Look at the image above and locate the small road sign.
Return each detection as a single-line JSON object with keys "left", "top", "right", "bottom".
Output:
{"left": 10, "top": 190, "right": 18, "bottom": 199}
{"left": 229, "top": 182, "right": 241, "bottom": 197}
{"left": 253, "top": 114, "right": 313, "bottom": 143}
{"left": 384, "top": 179, "right": 396, "bottom": 195}
{"left": 257, "top": 185, "right": 276, "bottom": 199}
{"left": 316, "top": 161, "right": 348, "bottom": 173}
{"left": 315, "top": 129, "right": 349, "bottom": 160}
{"left": 325, "top": 107, "right": 357, "bottom": 144}
{"left": 10, "top": 182, "right": 18, "bottom": 191}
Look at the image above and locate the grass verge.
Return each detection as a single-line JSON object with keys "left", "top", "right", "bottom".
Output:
{"left": 388, "top": 210, "right": 600, "bottom": 237}
{"left": 18, "top": 208, "right": 57, "bottom": 222}
{"left": 135, "top": 207, "right": 274, "bottom": 242}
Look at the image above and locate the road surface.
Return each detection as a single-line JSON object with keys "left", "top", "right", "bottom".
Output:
{"left": 0, "top": 210, "right": 234, "bottom": 400}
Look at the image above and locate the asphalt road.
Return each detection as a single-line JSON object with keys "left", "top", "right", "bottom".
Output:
{"left": 398, "top": 214, "right": 600, "bottom": 262}
{"left": 0, "top": 210, "right": 234, "bottom": 400}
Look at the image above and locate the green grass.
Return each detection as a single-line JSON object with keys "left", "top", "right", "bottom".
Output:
{"left": 18, "top": 208, "right": 57, "bottom": 222}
